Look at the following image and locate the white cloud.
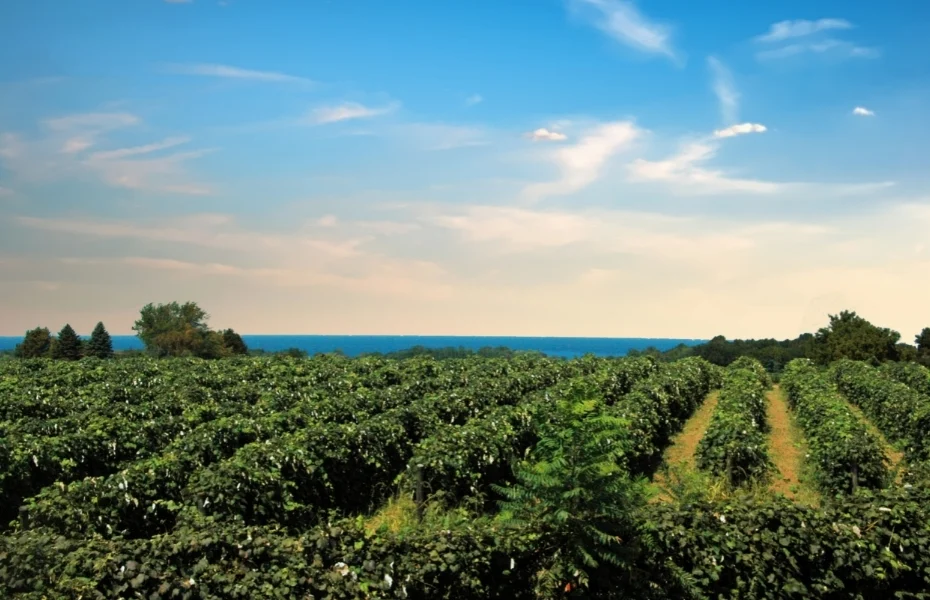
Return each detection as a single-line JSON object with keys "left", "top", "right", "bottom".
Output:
{"left": 707, "top": 57, "right": 739, "bottom": 124}
{"left": 522, "top": 121, "right": 641, "bottom": 200}
{"left": 87, "top": 136, "right": 192, "bottom": 161}
{"left": 568, "top": 0, "right": 676, "bottom": 59}
{"left": 527, "top": 128, "right": 568, "bottom": 142}
{"left": 465, "top": 94, "right": 483, "bottom": 106}
{"left": 163, "top": 63, "right": 313, "bottom": 84}
{"left": 756, "top": 39, "right": 879, "bottom": 60}
{"left": 852, "top": 106, "right": 875, "bottom": 116}
{"left": 755, "top": 18, "right": 853, "bottom": 43}
{"left": 627, "top": 135, "right": 782, "bottom": 194}
{"left": 303, "top": 102, "right": 399, "bottom": 125}
{"left": 0, "top": 113, "right": 212, "bottom": 195}
{"left": 713, "top": 123, "right": 767, "bottom": 138}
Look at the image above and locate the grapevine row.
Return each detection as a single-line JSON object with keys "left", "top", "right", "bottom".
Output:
{"left": 781, "top": 359, "right": 888, "bottom": 494}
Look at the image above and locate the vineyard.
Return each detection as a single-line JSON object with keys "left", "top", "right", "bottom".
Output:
{"left": 2, "top": 354, "right": 930, "bottom": 598}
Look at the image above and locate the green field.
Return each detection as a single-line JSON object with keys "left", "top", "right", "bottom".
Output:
{"left": 3, "top": 354, "right": 930, "bottom": 599}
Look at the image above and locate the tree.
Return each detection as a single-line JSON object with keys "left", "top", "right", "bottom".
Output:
{"left": 917, "top": 328, "right": 930, "bottom": 366}
{"left": 14, "top": 327, "right": 52, "bottom": 358}
{"left": 132, "top": 301, "right": 212, "bottom": 357}
{"left": 222, "top": 328, "right": 248, "bottom": 355}
{"left": 51, "top": 324, "right": 82, "bottom": 360}
{"left": 813, "top": 310, "right": 900, "bottom": 365}
{"left": 87, "top": 321, "right": 114, "bottom": 359}
{"left": 494, "top": 387, "right": 647, "bottom": 596}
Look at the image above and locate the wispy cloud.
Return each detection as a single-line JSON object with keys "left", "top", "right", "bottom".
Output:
{"left": 163, "top": 63, "right": 313, "bottom": 84}
{"left": 708, "top": 56, "right": 738, "bottom": 124}
{"left": 402, "top": 123, "right": 489, "bottom": 151}
{"left": 567, "top": 0, "right": 676, "bottom": 60}
{"left": 755, "top": 18, "right": 853, "bottom": 43}
{"left": 465, "top": 94, "right": 483, "bottom": 106}
{"left": 627, "top": 124, "right": 778, "bottom": 194}
{"left": 757, "top": 39, "right": 879, "bottom": 60}
{"left": 87, "top": 136, "right": 191, "bottom": 161}
{"left": 526, "top": 128, "right": 568, "bottom": 142}
{"left": 523, "top": 120, "right": 641, "bottom": 200}
{"left": 0, "top": 112, "right": 212, "bottom": 195}
{"left": 303, "top": 102, "right": 399, "bottom": 125}
{"left": 853, "top": 106, "right": 875, "bottom": 116}
{"left": 713, "top": 123, "right": 767, "bottom": 138}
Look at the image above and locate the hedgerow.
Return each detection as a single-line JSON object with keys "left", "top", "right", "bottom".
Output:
{"left": 832, "top": 359, "right": 930, "bottom": 466}
{"left": 781, "top": 359, "right": 889, "bottom": 494}
{"left": 695, "top": 359, "right": 772, "bottom": 486}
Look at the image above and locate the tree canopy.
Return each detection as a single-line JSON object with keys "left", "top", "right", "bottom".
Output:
{"left": 813, "top": 310, "right": 901, "bottom": 365}
{"left": 917, "top": 328, "right": 930, "bottom": 366}
{"left": 14, "top": 327, "right": 52, "bottom": 358}
{"left": 132, "top": 302, "right": 246, "bottom": 358}
{"left": 87, "top": 322, "right": 113, "bottom": 359}
{"left": 51, "top": 324, "right": 82, "bottom": 361}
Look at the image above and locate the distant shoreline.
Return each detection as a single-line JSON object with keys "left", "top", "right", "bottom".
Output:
{"left": 0, "top": 335, "right": 705, "bottom": 359}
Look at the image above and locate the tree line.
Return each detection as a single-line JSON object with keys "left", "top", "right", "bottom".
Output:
{"left": 12, "top": 301, "right": 248, "bottom": 360}
{"left": 630, "top": 310, "right": 930, "bottom": 371}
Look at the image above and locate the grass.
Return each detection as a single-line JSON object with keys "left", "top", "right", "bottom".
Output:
{"left": 651, "top": 391, "right": 719, "bottom": 502}
{"left": 765, "top": 385, "right": 820, "bottom": 506}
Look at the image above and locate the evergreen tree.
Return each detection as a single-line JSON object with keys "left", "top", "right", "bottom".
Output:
{"left": 14, "top": 327, "right": 52, "bottom": 358}
{"left": 222, "top": 328, "right": 249, "bottom": 355}
{"left": 51, "top": 324, "right": 82, "bottom": 360}
{"left": 87, "top": 322, "right": 114, "bottom": 359}
{"left": 917, "top": 328, "right": 930, "bottom": 366}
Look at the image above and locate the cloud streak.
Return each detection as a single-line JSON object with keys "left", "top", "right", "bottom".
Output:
{"left": 713, "top": 123, "right": 767, "bottom": 138}
{"left": 523, "top": 120, "right": 641, "bottom": 200}
{"left": 708, "top": 57, "right": 738, "bottom": 124}
{"left": 163, "top": 63, "right": 313, "bottom": 84}
{"left": 853, "top": 106, "right": 875, "bottom": 116}
{"left": 303, "top": 102, "right": 399, "bottom": 125}
{"left": 756, "top": 39, "right": 879, "bottom": 60}
{"left": 755, "top": 18, "right": 853, "bottom": 43}
{"left": 568, "top": 0, "right": 676, "bottom": 60}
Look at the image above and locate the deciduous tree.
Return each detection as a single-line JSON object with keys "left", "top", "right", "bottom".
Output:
{"left": 813, "top": 310, "right": 900, "bottom": 365}
{"left": 222, "top": 328, "right": 248, "bottom": 355}
{"left": 14, "top": 327, "right": 52, "bottom": 358}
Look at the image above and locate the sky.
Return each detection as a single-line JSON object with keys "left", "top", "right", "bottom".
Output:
{"left": 1, "top": 0, "right": 929, "bottom": 339}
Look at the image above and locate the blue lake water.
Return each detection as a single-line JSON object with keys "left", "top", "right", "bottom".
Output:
{"left": 0, "top": 335, "right": 704, "bottom": 359}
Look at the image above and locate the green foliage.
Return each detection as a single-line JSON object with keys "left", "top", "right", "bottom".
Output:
{"left": 642, "top": 485, "right": 930, "bottom": 598}
{"left": 13, "top": 327, "right": 52, "bottom": 358}
{"left": 87, "top": 321, "right": 113, "bottom": 359}
{"left": 813, "top": 310, "right": 901, "bottom": 365}
{"left": 781, "top": 359, "right": 889, "bottom": 494}
{"left": 833, "top": 359, "right": 930, "bottom": 463}
{"left": 133, "top": 301, "right": 213, "bottom": 358}
{"left": 51, "top": 323, "right": 82, "bottom": 361}
{"left": 494, "top": 391, "right": 648, "bottom": 597}
{"left": 695, "top": 361, "right": 772, "bottom": 486}
{"left": 917, "top": 327, "right": 930, "bottom": 366}
{"left": 880, "top": 360, "right": 930, "bottom": 397}
{"left": 221, "top": 328, "right": 248, "bottom": 355}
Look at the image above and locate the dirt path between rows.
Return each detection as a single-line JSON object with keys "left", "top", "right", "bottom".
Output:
{"left": 651, "top": 391, "right": 719, "bottom": 500}
{"left": 766, "top": 385, "right": 812, "bottom": 501}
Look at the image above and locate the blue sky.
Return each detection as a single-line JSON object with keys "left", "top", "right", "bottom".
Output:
{"left": 1, "top": 0, "right": 929, "bottom": 339}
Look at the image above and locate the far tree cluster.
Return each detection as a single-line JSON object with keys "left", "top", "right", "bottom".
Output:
{"left": 15, "top": 322, "right": 113, "bottom": 360}
{"left": 632, "top": 310, "right": 929, "bottom": 372}
{"left": 132, "top": 301, "right": 248, "bottom": 358}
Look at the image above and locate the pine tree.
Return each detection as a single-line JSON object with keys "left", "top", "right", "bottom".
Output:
{"left": 87, "top": 321, "right": 114, "bottom": 359}
{"left": 52, "top": 324, "right": 82, "bottom": 360}
{"left": 14, "top": 327, "right": 52, "bottom": 358}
